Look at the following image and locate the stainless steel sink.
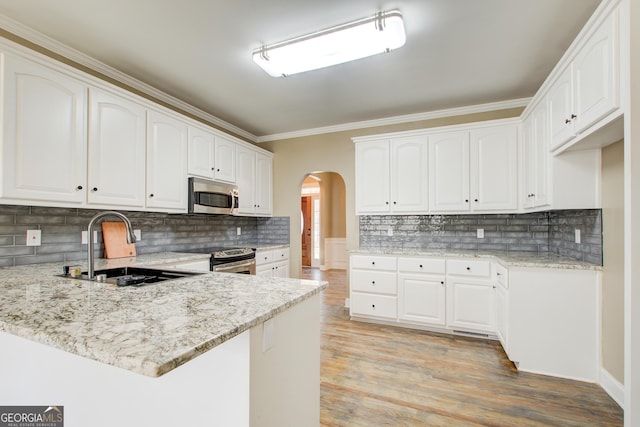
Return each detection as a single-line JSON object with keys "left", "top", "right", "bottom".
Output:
{"left": 62, "top": 266, "right": 204, "bottom": 287}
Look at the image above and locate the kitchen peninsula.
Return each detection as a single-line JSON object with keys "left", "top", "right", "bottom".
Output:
{"left": 0, "top": 252, "right": 327, "bottom": 427}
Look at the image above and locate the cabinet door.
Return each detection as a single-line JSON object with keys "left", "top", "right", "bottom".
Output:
{"left": 1, "top": 54, "right": 87, "bottom": 203}
{"left": 213, "top": 136, "right": 236, "bottom": 183}
{"left": 428, "top": 131, "right": 469, "bottom": 212}
{"left": 531, "top": 105, "right": 549, "bottom": 207}
{"left": 446, "top": 277, "right": 495, "bottom": 333}
{"left": 355, "top": 141, "right": 390, "bottom": 213}
{"left": 273, "top": 260, "right": 289, "bottom": 278}
{"left": 495, "top": 284, "right": 508, "bottom": 352}
{"left": 522, "top": 115, "right": 536, "bottom": 209}
{"left": 390, "top": 136, "right": 429, "bottom": 213}
{"left": 188, "top": 126, "right": 215, "bottom": 179}
{"left": 470, "top": 125, "right": 518, "bottom": 211}
{"left": 146, "top": 110, "right": 188, "bottom": 211}
{"left": 398, "top": 275, "right": 446, "bottom": 326}
{"left": 574, "top": 10, "right": 618, "bottom": 133}
{"left": 255, "top": 152, "right": 273, "bottom": 215}
{"left": 88, "top": 88, "right": 146, "bottom": 207}
{"left": 236, "top": 145, "right": 256, "bottom": 214}
{"left": 548, "top": 65, "right": 575, "bottom": 150}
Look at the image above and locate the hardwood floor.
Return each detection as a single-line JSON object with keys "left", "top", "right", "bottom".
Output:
{"left": 302, "top": 268, "right": 623, "bottom": 427}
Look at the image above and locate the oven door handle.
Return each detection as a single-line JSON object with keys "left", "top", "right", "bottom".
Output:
{"left": 213, "top": 259, "right": 255, "bottom": 273}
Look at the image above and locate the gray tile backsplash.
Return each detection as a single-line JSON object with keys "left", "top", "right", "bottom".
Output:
{"left": 0, "top": 204, "right": 290, "bottom": 268}
{"left": 360, "top": 209, "right": 602, "bottom": 265}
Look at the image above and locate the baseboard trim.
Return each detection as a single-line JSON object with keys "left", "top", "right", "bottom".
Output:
{"left": 600, "top": 367, "right": 625, "bottom": 409}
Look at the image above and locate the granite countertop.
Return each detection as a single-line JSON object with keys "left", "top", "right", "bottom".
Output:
{"left": 0, "top": 252, "right": 326, "bottom": 377}
{"left": 350, "top": 249, "right": 602, "bottom": 270}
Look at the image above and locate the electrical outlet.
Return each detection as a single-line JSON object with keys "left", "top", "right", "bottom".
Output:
{"left": 477, "top": 228, "right": 484, "bottom": 239}
{"left": 237, "top": 227, "right": 242, "bottom": 236}
{"left": 575, "top": 229, "right": 581, "bottom": 244}
{"left": 134, "top": 230, "right": 142, "bottom": 241}
{"left": 81, "top": 230, "right": 98, "bottom": 244}
{"left": 387, "top": 226, "right": 393, "bottom": 237}
{"left": 26, "top": 229, "right": 41, "bottom": 246}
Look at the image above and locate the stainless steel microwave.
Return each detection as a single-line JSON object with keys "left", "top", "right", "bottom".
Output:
{"left": 188, "top": 177, "right": 239, "bottom": 215}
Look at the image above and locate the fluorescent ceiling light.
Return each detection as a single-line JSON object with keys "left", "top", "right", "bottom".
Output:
{"left": 253, "top": 10, "right": 406, "bottom": 77}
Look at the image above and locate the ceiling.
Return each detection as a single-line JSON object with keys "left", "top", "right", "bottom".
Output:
{"left": 0, "top": 0, "right": 601, "bottom": 141}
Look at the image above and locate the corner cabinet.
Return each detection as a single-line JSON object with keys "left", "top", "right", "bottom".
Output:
{"left": 547, "top": 7, "right": 620, "bottom": 151}
{"left": 146, "top": 110, "right": 188, "bottom": 212}
{"left": 355, "top": 136, "right": 428, "bottom": 214}
{"left": 1, "top": 53, "right": 87, "bottom": 204}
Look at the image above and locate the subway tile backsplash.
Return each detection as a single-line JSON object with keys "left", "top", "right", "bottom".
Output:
{"left": 0, "top": 204, "right": 289, "bottom": 268}
{"left": 360, "top": 209, "right": 603, "bottom": 265}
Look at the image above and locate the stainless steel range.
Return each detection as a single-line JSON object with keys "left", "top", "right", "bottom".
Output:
{"left": 181, "top": 247, "right": 256, "bottom": 274}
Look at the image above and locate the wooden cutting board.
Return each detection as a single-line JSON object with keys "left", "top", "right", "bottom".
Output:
{"left": 102, "top": 222, "right": 136, "bottom": 259}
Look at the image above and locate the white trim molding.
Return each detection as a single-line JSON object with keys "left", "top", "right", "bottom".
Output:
{"left": 601, "top": 367, "right": 625, "bottom": 409}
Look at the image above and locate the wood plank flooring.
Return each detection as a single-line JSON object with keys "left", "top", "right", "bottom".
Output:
{"left": 302, "top": 268, "right": 623, "bottom": 426}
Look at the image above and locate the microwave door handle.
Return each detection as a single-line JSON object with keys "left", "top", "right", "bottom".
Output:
{"left": 229, "top": 191, "right": 235, "bottom": 214}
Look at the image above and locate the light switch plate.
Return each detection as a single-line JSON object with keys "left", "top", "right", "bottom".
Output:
{"left": 575, "top": 229, "right": 581, "bottom": 244}
{"left": 236, "top": 227, "right": 242, "bottom": 236}
{"left": 81, "top": 230, "right": 98, "bottom": 244}
{"left": 26, "top": 229, "right": 41, "bottom": 246}
{"left": 134, "top": 229, "right": 142, "bottom": 241}
{"left": 387, "top": 226, "right": 393, "bottom": 237}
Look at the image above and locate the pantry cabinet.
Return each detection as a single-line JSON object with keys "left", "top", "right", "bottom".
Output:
{"left": 87, "top": 88, "right": 146, "bottom": 208}
{"left": 146, "top": 110, "right": 188, "bottom": 211}
{"left": 548, "top": 8, "right": 619, "bottom": 151}
{"left": 1, "top": 53, "right": 87, "bottom": 204}
{"left": 355, "top": 136, "right": 428, "bottom": 214}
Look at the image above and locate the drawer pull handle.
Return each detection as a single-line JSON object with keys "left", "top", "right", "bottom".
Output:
{"left": 441, "top": 281, "right": 444, "bottom": 285}
{"left": 371, "top": 281, "right": 376, "bottom": 285}
{"left": 497, "top": 272, "right": 502, "bottom": 276}
{"left": 371, "top": 304, "right": 376, "bottom": 309}
{"left": 419, "top": 264, "right": 423, "bottom": 268}
{"left": 372, "top": 261, "right": 376, "bottom": 265}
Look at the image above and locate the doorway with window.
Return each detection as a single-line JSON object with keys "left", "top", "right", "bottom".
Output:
{"left": 300, "top": 172, "right": 346, "bottom": 270}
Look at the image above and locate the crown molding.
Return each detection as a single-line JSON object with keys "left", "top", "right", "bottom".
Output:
{"left": 0, "top": 14, "right": 258, "bottom": 143}
{"left": 256, "top": 98, "right": 531, "bottom": 142}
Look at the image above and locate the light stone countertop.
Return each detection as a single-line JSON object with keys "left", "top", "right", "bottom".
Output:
{"left": 0, "top": 252, "right": 326, "bottom": 377}
{"left": 350, "top": 249, "right": 602, "bottom": 271}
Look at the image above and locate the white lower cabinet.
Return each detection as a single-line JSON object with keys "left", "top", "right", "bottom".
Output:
{"left": 350, "top": 255, "right": 397, "bottom": 320}
{"left": 397, "top": 257, "right": 446, "bottom": 326}
{"left": 445, "top": 259, "right": 494, "bottom": 334}
{"left": 494, "top": 263, "right": 509, "bottom": 352}
{"left": 256, "top": 247, "right": 289, "bottom": 278}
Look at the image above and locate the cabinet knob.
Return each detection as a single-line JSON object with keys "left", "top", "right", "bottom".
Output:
{"left": 493, "top": 285, "right": 496, "bottom": 289}
{"left": 149, "top": 193, "right": 154, "bottom": 198}
{"left": 211, "top": 167, "right": 215, "bottom": 170}
{"left": 76, "top": 185, "right": 83, "bottom": 190}
{"left": 474, "top": 199, "right": 478, "bottom": 202}
{"left": 385, "top": 201, "right": 389, "bottom": 205}
{"left": 371, "top": 304, "right": 376, "bottom": 309}
{"left": 465, "top": 199, "right": 469, "bottom": 203}
{"left": 440, "top": 281, "right": 444, "bottom": 285}
{"left": 217, "top": 168, "right": 220, "bottom": 172}
{"left": 466, "top": 267, "right": 471, "bottom": 271}
{"left": 565, "top": 118, "right": 572, "bottom": 124}
{"left": 531, "top": 193, "right": 535, "bottom": 197}
{"left": 372, "top": 261, "right": 375, "bottom": 265}
{"left": 371, "top": 281, "right": 376, "bottom": 285}
{"left": 571, "top": 114, "right": 577, "bottom": 119}
{"left": 92, "top": 187, "right": 98, "bottom": 192}
{"left": 393, "top": 201, "right": 397, "bottom": 205}
{"left": 419, "top": 264, "right": 423, "bottom": 268}
{"left": 497, "top": 272, "right": 502, "bottom": 276}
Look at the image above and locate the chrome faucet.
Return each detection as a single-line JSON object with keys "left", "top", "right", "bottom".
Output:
{"left": 86, "top": 211, "right": 136, "bottom": 279}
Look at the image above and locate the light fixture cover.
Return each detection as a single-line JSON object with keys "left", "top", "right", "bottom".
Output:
{"left": 253, "top": 10, "right": 406, "bottom": 77}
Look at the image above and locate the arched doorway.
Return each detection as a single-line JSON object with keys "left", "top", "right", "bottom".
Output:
{"left": 300, "top": 172, "right": 346, "bottom": 270}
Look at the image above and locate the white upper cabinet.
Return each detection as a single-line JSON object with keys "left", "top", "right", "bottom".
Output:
{"left": 522, "top": 103, "right": 550, "bottom": 210}
{"left": 236, "top": 145, "right": 273, "bottom": 216}
{"left": 146, "top": 110, "right": 188, "bottom": 212}
{"left": 1, "top": 53, "right": 87, "bottom": 204}
{"left": 428, "top": 131, "right": 469, "bottom": 212}
{"left": 213, "top": 136, "right": 236, "bottom": 183}
{"left": 88, "top": 88, "right": 146, "bottom": 208}
{"left": 548, "top": 8, "right": 619, "bottom": 151}
{"left": 355, "top": 140, "right": 390, "bottom": 213}
{"left": 187, "top": 125, "right": 216, "bottom": 179}
{"left": 470, "top": 125, "right": 518, "bottom": 211}
{"left": 356, "top": 136, "right": 428, "bottom": 214}
{"left": 254, "top": 151, "right": 273, "bottom": 215}
{"left": 428, "top": 124, "right": 518, "bottom": 213}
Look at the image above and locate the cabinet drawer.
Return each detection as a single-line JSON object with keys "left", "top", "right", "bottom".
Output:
{"left": 256, "top": 250, "right": 273, "bottom": 265}
{"left": 397, "top": 257, "right": 445, "bottom": 274}
{"left": 447, "top": 259, "right": 491, "bottom": 277}
{"left": 351, "top": 271, "right": 397, "bottom": 295}
{"left": 350, "top": 293, "right": 397, "bottom": 319}
{"left": 495, "top": 263, "right": 509, "bottom": 289}
{"left": 273, "top": 247, "right": 289, "bottom": 261}
{"left": 350, "top": 255, "right": 396, "bottom": 271}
